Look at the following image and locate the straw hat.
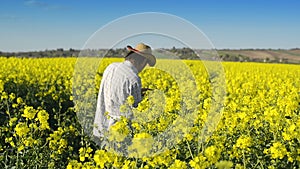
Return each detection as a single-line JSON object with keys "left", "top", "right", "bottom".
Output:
{"left": 125, "top": 43, "right": 156, "bottom": 67}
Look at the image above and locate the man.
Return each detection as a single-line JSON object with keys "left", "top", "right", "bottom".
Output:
{"left": 93, "top": 43, "right": 156, "bottom": 137}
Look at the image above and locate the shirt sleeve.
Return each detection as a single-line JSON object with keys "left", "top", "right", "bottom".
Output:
{"left": 129, "top": 78, "right": 142, "bottom": 108}
{"left": 93, "top": 78, "right": 108, "bottom": 137}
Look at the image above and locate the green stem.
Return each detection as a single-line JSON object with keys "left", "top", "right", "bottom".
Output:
{"left": 186, "top": 140, "right": 194, "bottom": 159}
{"left": 16, "top": 150, "right": 19, "bottom": 169}
{"left": 242, "top": 150, "right": 246, "bottom": 169}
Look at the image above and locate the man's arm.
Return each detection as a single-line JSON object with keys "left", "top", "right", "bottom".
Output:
{"left": 129, "top": 81, "right": 142, "bottom": 108}
{"left": 141, "top": 88, "right": 153, "bottom": 97}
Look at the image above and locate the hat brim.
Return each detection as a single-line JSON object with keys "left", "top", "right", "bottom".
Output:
{"left": 126, "top": 45, "right": 156, "bottom": 67}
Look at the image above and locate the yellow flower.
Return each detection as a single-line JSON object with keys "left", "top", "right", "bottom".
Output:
{"left": 265, "top": 141, "right": 288, "bottom": 160}
{"left": 189, "top": 154, "right": 208, "bottom": 169}
{"left": 108, "top": 119, "right": 130, "bottom": 142}
{"left": 9, "top": 117, "right": 18, "bottom": 126}
{"left": 79, "top": 147, "right": 86, "bottom": 162}
{"left": 268, "top": 142, "right": 287, "bottom": 159}
{"left": 18, "top": 145, "right": 25, "bottom": 152}
{"left": 67, "top": 160, "right": 83, "bottom": 169}
{"left": 17, "top": 97, "right": 23, "bottom": 104}
{"left": 131, "top": 122, "right": 141, "bottom": 131}
{"left": 121, "top": 160, "right": 136, "bottom": 169}
{"left": 29, "top": 123, "right": 38, "bottom": 130}
{"left": 15, "top": 122, "right": 30, "bottom": 137}
{"left": 22, "top": 106, "right": 37, "bottom": 120}
{"left": 235, "top": 164, "right": 244, "bottom": 169}
{"left": 79, "top": 147, "right": 93, "bottom": 162}
{"left": 169, "top": 160, "right": 187, "bottom": 169}
{"left": 23, "top": 136, "right": 36, "bottom": 147}
{"left": 235, "top": 136, "right": 252, "bottom": 149}
{"left": 204, "top": 145, "right": 221, "bottom": 163}
{"left": 37, "top": 109, "right": 50, "bottom": 130}
{"left": 184, "top": 133, "right": 193, "bottom": 141}
{"left": 127, "top": 95, "right": 135, "bottom": 105}
{"left": 1, "top": 92, "right": 8, "bottom": 100}
{"left": 5, "top": 137, "right": 15, "bottom": 147}
{"left": 9, "top": 93, "right": 16, "bottom": 100}
{"left": 282, "top": 132, "right": 292, "bottom": 141}
{"left": 215, "top": 160, "right": 233, "bottom": 169}
{"left": 94, "top": 150, "right": 114, "bottom": 168}
{"left": 128, "top": 133, "right": 153, "bottom": 157}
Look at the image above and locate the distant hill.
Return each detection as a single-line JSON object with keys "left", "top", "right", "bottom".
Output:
{"left": 217, "top": 49, "right": 300, "bottom": 63}
{"left": 1, "top": 48, "right": 299, "bottom": 64}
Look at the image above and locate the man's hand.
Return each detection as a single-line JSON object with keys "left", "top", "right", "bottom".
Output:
{"left": 141, "top": 88, "right": 153, "bottom": 97}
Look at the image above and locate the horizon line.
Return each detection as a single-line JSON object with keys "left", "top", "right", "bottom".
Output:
{"left": 1, "top": 47, "right": 300, "bottom": 53}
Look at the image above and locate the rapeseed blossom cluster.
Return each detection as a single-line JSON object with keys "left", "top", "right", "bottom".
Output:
{"left": 0, "top": 57, "right": 299, "bottom": 168}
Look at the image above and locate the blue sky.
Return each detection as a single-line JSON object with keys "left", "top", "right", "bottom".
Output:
{"left": 1, "top": 0, "right": 300, "bottom": 52}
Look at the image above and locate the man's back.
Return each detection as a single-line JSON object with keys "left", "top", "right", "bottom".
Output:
{"left": 93, "top": 60, "right": 142, "bottom": 136}
{"left": 101, "top": 60, "right": 141, "bottom": 117}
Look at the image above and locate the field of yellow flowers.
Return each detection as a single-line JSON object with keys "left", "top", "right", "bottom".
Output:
{"left": 0, "top": 57, "right": 299, "bottom": 168}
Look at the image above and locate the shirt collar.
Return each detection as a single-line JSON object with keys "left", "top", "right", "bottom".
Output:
{"left": 124, "top": 60, "right": 138, "bottom": 75}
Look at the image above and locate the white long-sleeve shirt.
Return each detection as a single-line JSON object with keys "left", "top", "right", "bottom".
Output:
{"left": 93, "top": 60, "right": 142, "bottom": 137}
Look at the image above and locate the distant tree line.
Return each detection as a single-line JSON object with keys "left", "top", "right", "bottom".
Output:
{"left": 0, "top": 47, "right": 199, "bottom": 59}
{"left": 0, "top": 48, "right": 80, "bottom": 58}
{"left": 218, "top": 53, "right": 291, "bottom": 63}
{"left": 0, "top": 47, "right": 298, "bottom": 63}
